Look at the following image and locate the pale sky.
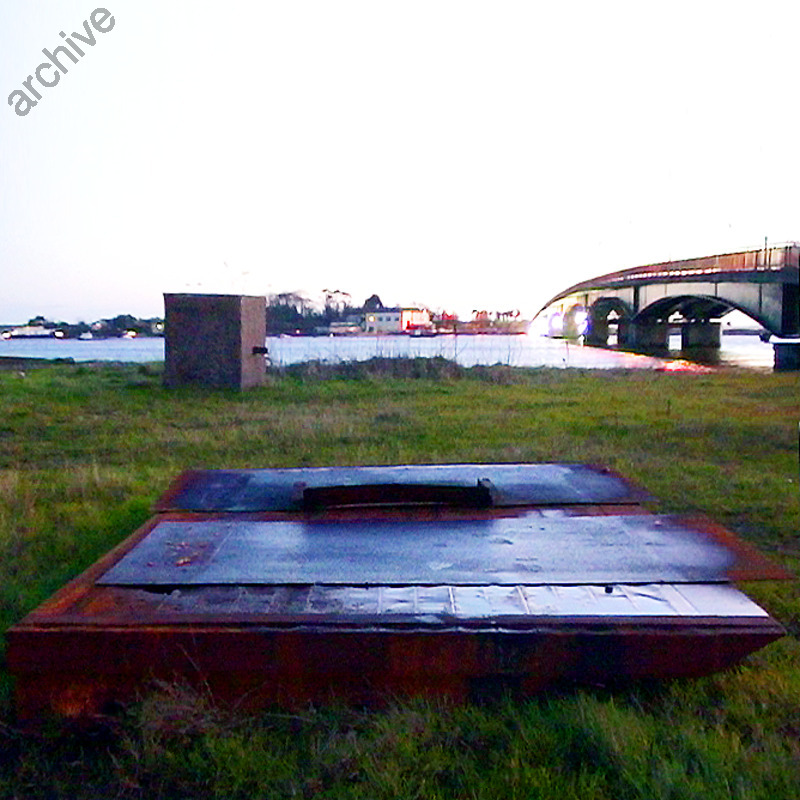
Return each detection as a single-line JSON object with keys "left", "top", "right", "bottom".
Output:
{"left": 2, "top": 1, "right": 799, "bottom": 323}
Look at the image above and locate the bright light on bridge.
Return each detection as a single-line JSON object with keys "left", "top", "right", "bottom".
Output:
{"left": 541, "top": 312, "right": 563, "bottom": 337}
{"left": 573, "top": 309, "right": 589, "bottom": 336}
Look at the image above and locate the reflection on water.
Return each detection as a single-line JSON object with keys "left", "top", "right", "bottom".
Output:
{"left": 0, "top": 336, "right": 166, "bottom": 364}
{"left": 617, "top": 333, "right": 774, "bottom": 370}
{"left": 0, "top": 331, "right": 776, "bottom": 370}
{"left": 266, "top": 333, "right": 669, "bottom": 370}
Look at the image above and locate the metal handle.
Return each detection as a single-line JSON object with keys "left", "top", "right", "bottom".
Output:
{"left": 300, "top": 479, "right": 496, "bottom": 509}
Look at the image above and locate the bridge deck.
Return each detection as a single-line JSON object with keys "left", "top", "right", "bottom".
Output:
{"left": 562, "top": 244, "right": 799, "bottom": 296}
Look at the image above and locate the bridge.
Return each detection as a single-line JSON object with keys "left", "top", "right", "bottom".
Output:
{"left": 536, "top": 244, "right": 800, "bottom": 369}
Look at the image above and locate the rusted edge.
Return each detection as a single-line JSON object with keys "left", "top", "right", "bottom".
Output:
{"left": 582, "top": 463, "right": 655, "bottom": 505}
{"left": 7, "top": 615, "right": 785, "bottom": 640}
{"left": 9, "top": 515, "right": 162, "bottom": 622}
{"left": 7, "top": 614, "right": 786, "bottom": 636}
{"left": 153, "top": 470, "right": 205, "bottom": 512}
{"left": 675, "top": 514, "right": 795, "bottom": 582}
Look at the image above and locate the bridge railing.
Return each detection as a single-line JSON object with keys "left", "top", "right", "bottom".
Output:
{"left": 539, "top": 242, "right": 800, "bottom": 316}
{"left": 594, "top": 243, "right": 799, "bottom": 286}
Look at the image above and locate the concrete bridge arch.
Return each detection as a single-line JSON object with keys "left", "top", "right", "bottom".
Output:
{"left": 585, "top": 297, "right": 634, "bottom": 346}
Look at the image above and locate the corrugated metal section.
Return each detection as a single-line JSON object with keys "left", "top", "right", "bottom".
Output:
{"left": 121, "top": 582, "right": 771, "bottom": 621}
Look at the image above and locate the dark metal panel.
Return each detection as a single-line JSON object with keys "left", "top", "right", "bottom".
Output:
{"left": 155, "top": 464, "right": 652, "bottom": 513}
{"left": 97, "top": 513, "right": 786, "bottom": 587}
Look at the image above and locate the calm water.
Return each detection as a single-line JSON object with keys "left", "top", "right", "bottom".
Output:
{"left": 0, "top": 332, "right": 775, "bottom": 370}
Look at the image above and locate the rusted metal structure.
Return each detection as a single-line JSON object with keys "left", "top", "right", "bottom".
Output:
{"left": 7, "top": 464, "right": 790, "bottom": 718}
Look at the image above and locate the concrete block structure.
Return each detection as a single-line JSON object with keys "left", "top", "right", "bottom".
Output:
{"left": 163, "top": 294, "right": 267, "bottom": 389}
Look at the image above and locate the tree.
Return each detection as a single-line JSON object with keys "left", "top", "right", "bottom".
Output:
{"left": 266, "top": 292, "right": 314, "bottom": 334}
{"left": 322, "top": 289, "right": 354, "bottom": 322}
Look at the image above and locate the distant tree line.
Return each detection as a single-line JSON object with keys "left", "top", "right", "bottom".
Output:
{"left": 266, "top": 291, "right": 383, "bottom": 335}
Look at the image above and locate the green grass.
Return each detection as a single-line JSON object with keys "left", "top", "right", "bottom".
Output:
{"left": 0, "top": 358, "right": 798, "bottom": 798}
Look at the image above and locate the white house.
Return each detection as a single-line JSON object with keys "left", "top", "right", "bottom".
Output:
{"left": 363, "top": 308, "right": 431, "bottom": 334}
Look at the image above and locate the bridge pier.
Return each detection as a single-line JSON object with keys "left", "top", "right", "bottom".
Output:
{"left": 585, "top": 319, "right": 609, "bottom": 346}
{"left": 681, "top": 322, "right": 721, "bottom": 349}
{"left": 773, "top": 340, "right": 800, "bottom": 371}
{"left": 619, "top": 321, "right": 669, "bottom": 349}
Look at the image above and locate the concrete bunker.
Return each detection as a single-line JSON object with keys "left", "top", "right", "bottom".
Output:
{"left": 163, "top": 293, "right": 267, "bottom": 390}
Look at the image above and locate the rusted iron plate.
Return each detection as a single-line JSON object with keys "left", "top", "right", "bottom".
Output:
{"left": 9, "top": 615, "right": 785, "bottom": 718}
{"left": 98, "top": 513, "right": 790, "bottom": 587}
{"left": 155, "top": 464, "right": 652, "bottom": 512}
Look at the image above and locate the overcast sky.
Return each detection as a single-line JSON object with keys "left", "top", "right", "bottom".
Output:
{"left": 2, "top": 1, "right": 799, "bottom": 323}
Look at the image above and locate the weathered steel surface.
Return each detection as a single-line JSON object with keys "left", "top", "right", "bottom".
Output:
{"left": 9, "top": 617, "right": 784, "bottom": 718}
{"left": 7, "top": 462, "right": 792, "bottom": 718}
{"left": 46, "top": 582, "right": 770, "bottom": 623}
{"left": 97, "top": 513, "right": 789, "bottom": 587}
{"left": 141, "top": 582, "right": 776, "bottom": 620}
{"left": 155, "top": 464, "right": 652, "bottom": 512}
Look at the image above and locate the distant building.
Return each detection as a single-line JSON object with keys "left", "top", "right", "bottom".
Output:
{"left": 363, "top": 308, "right": 431, "bottom": 334}
{"left": 327, "top": 319, "right": 363, "bottom": 336}
{"left": 364, "top": 309, "right": 401, "bottom": 333}
{"left": 2, "top": 325, "right": 61, "bottom": 339}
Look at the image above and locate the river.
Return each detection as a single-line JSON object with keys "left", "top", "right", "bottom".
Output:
{"left": 0, "top": 332, "right": 775, "bottom": 370}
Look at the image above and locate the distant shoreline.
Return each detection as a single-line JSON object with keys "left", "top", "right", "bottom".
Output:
{"left": 0, "top": 355, "right": 75, "bottom": 370}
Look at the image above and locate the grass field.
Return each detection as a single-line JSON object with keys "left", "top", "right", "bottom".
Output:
{"left": 0, "top": 358, "right": 798, "bottom": 798}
